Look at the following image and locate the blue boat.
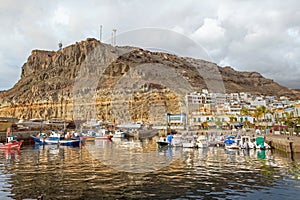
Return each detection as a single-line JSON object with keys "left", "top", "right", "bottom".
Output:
{"left": 224, "top": 136, "right": 236, "bottom": 145}
{"left": 224, "top": 135, "right": 240, "bottom": 149}
{"left": 31, "top": 133, "right": 81, "bottom": 147}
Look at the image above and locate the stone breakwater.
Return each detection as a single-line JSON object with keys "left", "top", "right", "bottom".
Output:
{"left": 265, "top": 135, "right": 300, "bottom": 153}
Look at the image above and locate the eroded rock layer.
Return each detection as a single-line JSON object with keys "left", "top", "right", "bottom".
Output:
{"left": 0, "top": 38, "right": 299, "bottom": 122}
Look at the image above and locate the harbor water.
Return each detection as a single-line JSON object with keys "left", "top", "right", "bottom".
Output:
{"left": 0, "top": 139, "right": 300, "bottom": 199}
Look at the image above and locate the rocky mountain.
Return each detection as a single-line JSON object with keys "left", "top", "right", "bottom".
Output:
{"left": 0, "top": 38, "right": 299, "bottom": 122}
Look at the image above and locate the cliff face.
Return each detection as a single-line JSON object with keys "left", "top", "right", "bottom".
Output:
{"left": 0, "top": 38, "right": 299, "bottom": 122}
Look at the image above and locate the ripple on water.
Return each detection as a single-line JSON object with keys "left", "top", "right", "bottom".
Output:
{"left": 0, "top": 145, "right": 300, "bottom": 199}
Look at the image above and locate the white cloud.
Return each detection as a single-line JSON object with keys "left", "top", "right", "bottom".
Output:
{"left": 191, "top": 18, "right": 225, "bottom": 44}
{"left": 0, "top": 0, "right": 300, "bottom": 90}
{"left": 52, "top": 6, "right": 70, "bottom": 26}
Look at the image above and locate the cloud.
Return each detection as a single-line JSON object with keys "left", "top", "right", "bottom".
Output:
{"left": 191, "top": 18, "right": 226, "bottom": 45}
{"left": 0, "top": 0, "right": 299, "bottom": 90}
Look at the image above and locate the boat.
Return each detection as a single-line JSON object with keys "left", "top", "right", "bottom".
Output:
{"left": 157, "top": 137, "right": 169, "bottom": 147}
{"left": 94, "top": 130, "right": 113, "bottom": 140}
{"left": 255, "top": 136, "right": 271, "bottom": 150}
{"left": 196, "top": 135, "right": 208, "bottom": 148}
{"left": 0, "top": 128, "right": 23, "bottom": 150}
{"left": 81, "top": 130, "right": 97, "bottom": 141}
{"left": 30, "top": 133, "right": 47, "bottom": 144}
{"left": 171, "top": 134, "right": 183, "bottom": 147}
{"left": 0, "top": 139, "right": 23, "bottom": 150}
{"left": 113, "top": 130, "right": 127, "bottom": 138}
{"left": 85, "top": 129, "right": 113, "bottom": 140}
{"left": 31, "top": 132, "right": 81, "bottom": 147}
{"left": 224, "top": 135, "right": 240, "bottom": 149}
{"left": 182, "top": 135, "right": 197, "bottom": 148}
{"left": 240, "top": 136, "right": 255, "bottom": 149}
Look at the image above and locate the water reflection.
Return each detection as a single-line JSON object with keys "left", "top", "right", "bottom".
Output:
{"left": 0, "top": 140, "right": 299, "bottom": 199}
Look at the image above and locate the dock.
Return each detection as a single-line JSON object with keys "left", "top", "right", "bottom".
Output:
{"left": 265, "top": 135, "right": 300, "bottom": 153}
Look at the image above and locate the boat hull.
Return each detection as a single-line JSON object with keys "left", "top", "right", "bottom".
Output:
{"left": 95, "top": 135, "right": 113, "bottom": 140}
{"left": 44, "top": 139, "right": 81, "bottom": 146}
{"left": 0, "top": 140, "right": 23, "bottom": 150}
{"left": 157, "top": 141, "right": 169, "bottom": 147}
{"left": 31, "top": 135, "right": 81, "bottom": 147}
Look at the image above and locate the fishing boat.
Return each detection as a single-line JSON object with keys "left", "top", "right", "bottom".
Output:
{"left": 94, "top": 130, "right": 113, "bottom": 140}
{"left": 171, "top": 134, "right": 183, "bottom": 147}
{"left": 0, "top": 128, "right": 23, "bottom": 150}
{"left": 31, "top": 132, "right": 81, "bottom": 147}
{"left": 255, "top": 136, "right": 271, "bottom": 150}
{"left": 113, "top": 130, "right": 127, "bottom": 138}
{"left": 0, "top": 139, "right": 23, "bottom": 150}
{"left": 81, "top": 130, "right": 97, "bottom": 141}
{"left": 157, "top": 137, "right": 169, "bottom": 147}
{"left": 224, "top": 135, "right": 240, "bottom": 149}
{"left": 182, "top": 135, "right": 197, "bottom": 148}
{"left": 196, "top": 135, "right": 208, "bottom": 148}
{"left": 240, "top": 136, "right": 255, "bottom": 149}
{"left": 82, "top": 129, "right": 113, "bottom": 140}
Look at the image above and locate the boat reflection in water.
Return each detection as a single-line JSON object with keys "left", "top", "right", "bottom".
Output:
{"left": 0, "top": 138, "right": 299, "bottom": 199}
{"left": 0, "top": 149, "right": 21, "bottom": 161}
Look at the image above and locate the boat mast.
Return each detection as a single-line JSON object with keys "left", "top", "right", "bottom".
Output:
{"left": 6, "top": 127, "right": 11, "bottom": 143}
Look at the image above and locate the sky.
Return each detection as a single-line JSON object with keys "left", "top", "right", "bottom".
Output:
{"left": 0, "top": 0, "right": 299, "bottom": 90}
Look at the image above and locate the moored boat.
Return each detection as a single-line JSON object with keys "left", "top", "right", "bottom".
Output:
{"left": 255, "top": 136, "right": 271, "bottom": 150}
{"left": 224, "top": 135, "right": 240, "bottom": 149}
{"left": 240, "top": 136, "right": 255, "bottom": 149}
{"left": 31, "top": 132, "right": 81, "bottom": 147}
{"left": 196, "top": 135, "right": 208, "bottom": 148}
{"left": 157, "top": 137, "right": 169, "bottom": 147}
{"left": 182, "top": 135, "right": 197, "bottom": 148}
{"left": 113, "top": 130, "right": 127, "bottom": 138}
{"left": 171, "top": 135, "right": 183, "bottom": 147}
{"left": 0, "top": 140, "right": 23, "bottom": 150}
{"left": 0, "top": 128, "right": 23, "bottom": 150}
{"left": 85, "top": 129, "right": 113, "bottom": 140}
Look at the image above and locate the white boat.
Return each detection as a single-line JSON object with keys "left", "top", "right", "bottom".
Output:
{"left": 113, "top": 130, "right": 126, "bottom": 138}
{"left": 171, "top": 135, "right": 182, "bottom": 147}
{"left": 182, "top": 135, "right": 197, "bottom": 148}
{"left": 196, "top": 135, "right": 208, "bottom": 148}
{"left": 240, "top": 136, "right": 255, "bottom": 149}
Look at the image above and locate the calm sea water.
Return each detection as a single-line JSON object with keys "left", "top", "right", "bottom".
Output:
{"left": 0, "top": 138, "right": 300, "bottom": 200}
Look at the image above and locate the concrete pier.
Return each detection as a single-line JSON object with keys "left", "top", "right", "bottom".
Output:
{"left": 265, "top": 135, "right": 300, "bottom": 153}
{"left": 0, "top": 131, "right": 40, "bottom": 143}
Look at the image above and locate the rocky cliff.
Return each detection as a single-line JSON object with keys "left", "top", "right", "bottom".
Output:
{"left": 0, "top": 38, "right": 299, "bottom": 122}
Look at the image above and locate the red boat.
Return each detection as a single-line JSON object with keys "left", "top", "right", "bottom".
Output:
{"left": 0, "top": 140, "right": 23, "bottom": 150}
{"left": 0, "top": 128, "right": 23, "bottom": 150}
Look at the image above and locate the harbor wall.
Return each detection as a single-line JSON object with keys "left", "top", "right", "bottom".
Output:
{"left": 0, "top": 131, "right": 40, "bottom": 143}
{"left": 265, "top": 135, "right": 300, "bottom": 153}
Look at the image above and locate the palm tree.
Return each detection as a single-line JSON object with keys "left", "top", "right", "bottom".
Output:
{"left": 265, "top": 109, "right": 272, "bottom": 122}
{"left": 252, "top": 108, "right": 262, "bottom": 125}
{"left": 259, "top": 106, "right": 267, "bottom": 122}
{"left": 284, "top": 111, "right": 294, "bottom": 127}
{"left": 241, "top": 107, "right": 250, "bottom": 116}
{"left": 229, "top": 116, "right": 237, "bottom": 123}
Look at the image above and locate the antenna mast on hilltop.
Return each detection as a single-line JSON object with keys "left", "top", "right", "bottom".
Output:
{"left": 99, "top": 25, "right": 103, "bottom": 42}
{"left": 111, "top": 29, "right": 117, "bottom": 46}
